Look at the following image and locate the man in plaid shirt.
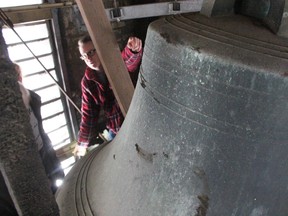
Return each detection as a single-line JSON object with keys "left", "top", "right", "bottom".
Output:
{"left": 74, "top": 35, "right": 143, "bottom": 156}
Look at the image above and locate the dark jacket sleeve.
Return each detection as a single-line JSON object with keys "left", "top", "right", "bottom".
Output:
{"left": 0, "top": 173, "right": 18, "bottom": 216}
{"left": 29, "top": 90, "right": 65, "bottom": 193}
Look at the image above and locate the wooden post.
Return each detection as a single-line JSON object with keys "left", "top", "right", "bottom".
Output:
{"left": 75, "top": 0, "right": 134, "bottom": 116}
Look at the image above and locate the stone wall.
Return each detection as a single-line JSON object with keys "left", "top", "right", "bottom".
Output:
{"left": 0, "top": 25, "right": 59, "bottom": 215}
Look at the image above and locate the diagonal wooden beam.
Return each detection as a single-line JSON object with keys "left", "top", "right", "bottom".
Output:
{"left": 75, "top": 0, "right": 134, "bottom": 116}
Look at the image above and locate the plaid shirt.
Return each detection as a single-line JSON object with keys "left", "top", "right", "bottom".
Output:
{"left": 78, "top": 46, "right": 142, "bottom": 146}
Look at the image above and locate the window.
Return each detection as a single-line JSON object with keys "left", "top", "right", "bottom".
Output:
{"left": 1, "top": 0, "right": 78, "bottom": 175}
{"left": 3, "top": 21, "right": 73, "bottom": 150}
{"left": 0, "top": 0, "right": 42, "bottom": 8}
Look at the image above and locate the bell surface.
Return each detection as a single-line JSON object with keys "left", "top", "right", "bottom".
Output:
{"left": 57, "top": 13, "right": 288, "bottom": 216}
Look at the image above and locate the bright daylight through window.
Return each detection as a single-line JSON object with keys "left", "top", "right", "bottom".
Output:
{"left": 1, "top": 0, "right": 76, "bottom": 174}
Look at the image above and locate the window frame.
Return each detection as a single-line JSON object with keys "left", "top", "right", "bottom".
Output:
{"left": 2, "top": 8, "right": 79, "bottom": 150}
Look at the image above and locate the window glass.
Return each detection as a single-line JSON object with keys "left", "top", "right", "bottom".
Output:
{"left": 41, "top": 100, "right": 64, "bottom": 119}
{"left": 13, "top": 56, "right": 55, "bottom": 76}
{"left": 43, "top": 113, "right": 68, "bottom": 133}
{"left": 48, "top": 127, "right": 70, "bottom": 149}
{"left": 23, "top": 70, "right": 58, "bottom": 90}
{"left": 7, "top": 39, "right": 52, "bottom": 59}
{"left": 0, "top": 0, "right": 43, "bottom": 8}
{"left": 35, "top": 85, "right": 61, "bottom": 103}
{"left": 2, "top": 23, "right": 48, "bottom": 44}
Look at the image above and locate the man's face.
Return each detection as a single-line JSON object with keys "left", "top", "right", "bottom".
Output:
{"left": 79, "top": 41, "right": 101, "bottom": 70}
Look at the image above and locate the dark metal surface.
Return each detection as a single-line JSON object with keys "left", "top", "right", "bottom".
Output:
{"left": 201, "top": 0, "right": 237, "bottom": 16}
{"left": 202, "top": 0, "right": 288, "bottom": 38}
{"left": 57, "top": 13, "right": 288, "bottom": 216}
{"left": 235, "top": 0, "right": 270, "bottom": 19}
{"left": 237, "top": 0, "right": 285, "bottom": 34}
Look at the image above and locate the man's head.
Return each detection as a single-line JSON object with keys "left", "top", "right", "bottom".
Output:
{"left": 78, "top": 35, "right": 101, "bottom": 70}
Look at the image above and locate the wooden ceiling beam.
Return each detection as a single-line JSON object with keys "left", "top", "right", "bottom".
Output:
{"left": 5, "top": 9, "right": 52, "bottom": 24}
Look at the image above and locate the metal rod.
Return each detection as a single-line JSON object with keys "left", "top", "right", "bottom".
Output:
{"left": 0, "top": 8, "right": 82, "bottom": 115}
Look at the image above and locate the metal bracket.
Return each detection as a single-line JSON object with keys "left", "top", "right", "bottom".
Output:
{"left": 169, "top": 2, "right": 181, "bottom": 13}
{"left": 106, "top": 0, "right": 203, "bottom": 21}
{"left": 109, "top": 7, "right": 123, "bottom": 21}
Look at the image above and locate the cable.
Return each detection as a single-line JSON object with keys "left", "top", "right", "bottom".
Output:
{"left": 0, "top": 8, "right": 82, "bottom": 114}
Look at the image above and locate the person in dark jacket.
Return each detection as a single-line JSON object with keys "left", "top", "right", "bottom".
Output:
{"left": 16, "top": 63, "right": 65, "bottom": 193}
{"left": 29, "top": 89, "right": 65, "bottom": 193}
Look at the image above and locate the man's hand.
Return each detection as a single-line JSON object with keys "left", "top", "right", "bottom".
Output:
{"left": 73, "top": 145, "right": 87, "bottom": 157}
{"left": 127, "top": 37, "right": 142, "bottom": 53}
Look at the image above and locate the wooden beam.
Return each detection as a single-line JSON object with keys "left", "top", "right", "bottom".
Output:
{"left": 75, "top": 0, "right": 134, "bottom": 116}
{"left": 6, "top": 9, "right": 52, "bottom": 24}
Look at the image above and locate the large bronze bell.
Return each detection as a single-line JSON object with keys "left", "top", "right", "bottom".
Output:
{"left": 57, "top": 13, "right": 288, "bottom": 216}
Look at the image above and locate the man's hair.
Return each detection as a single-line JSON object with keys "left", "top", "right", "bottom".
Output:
{"left": 78, "top": 35, "right": 92, "bottom": 47}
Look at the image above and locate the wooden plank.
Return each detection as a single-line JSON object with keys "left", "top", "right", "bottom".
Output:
{"left": 6, "top": 9, "right": 52, "bottom": 24}
{"left": 75, "top": 0, "right": 134, "bottom": 116}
